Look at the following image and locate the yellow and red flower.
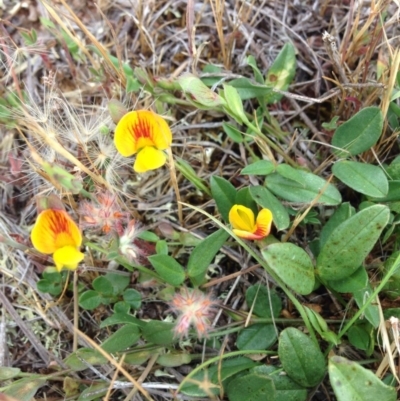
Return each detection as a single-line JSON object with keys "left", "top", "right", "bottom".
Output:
{"left": 114, "top": 110, "right": 172, "bottom": 173}
{"left": 229, "top": 204, "right": 273, "bottom": 240}
{"left": 31, "top": 209, "right": 84, "bottom": 272}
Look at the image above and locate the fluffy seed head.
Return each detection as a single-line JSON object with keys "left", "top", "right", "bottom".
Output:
{"left": 169, "top": 288, "right": 218, "bottom": 339}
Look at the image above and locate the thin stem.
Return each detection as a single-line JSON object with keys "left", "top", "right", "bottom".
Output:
{"left": 73, "top": 271, "right": 78, "bottom": 352}
{"left": 85, "top": 242, "right": 161, "bottom": 280}
{"left": 337, "top": 252, "right": 400, "bottom": 340}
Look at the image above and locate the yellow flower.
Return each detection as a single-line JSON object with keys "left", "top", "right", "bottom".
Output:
{"left": 114, "top": 110, "right": 172, "bottom": 173}
{"left": 31, "top": 209, "right": 84, "bottom": 272}
{"left": 229, "top": 205, "right": 273, "bottom": 240}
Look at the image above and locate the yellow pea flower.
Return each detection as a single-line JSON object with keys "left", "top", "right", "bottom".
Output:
{"left": 114, "top": 110, "right": 172, "bottom": 173}
{"left": 229, "top": 204, "right": 273, "bottom": 240}
{"left": 31, "top": 209, "right": 84, "bottom": 272}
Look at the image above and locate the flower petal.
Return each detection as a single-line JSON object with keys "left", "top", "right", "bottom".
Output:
{"left": 229, "top": 205, "right": 255, "bottom": 232}
{"left": 133, "top": 146, "right": 167, "bottom": 173}
{"left": 53, "top": 246, "right": 84, "bottom": 272}
{"left": 253, "top": 208, "right": 273, "bottom": 239}
{"left": 232, "top": 228, "right": 266, "bottom": 240}
{"left": 114, "top": 110, "right": 172, "bottom": 157}
{"left": 31, "top": 209, "right": 82, "bottom": 254}
{"left": 151, "top": 113, "right": 172, "bottom": 150}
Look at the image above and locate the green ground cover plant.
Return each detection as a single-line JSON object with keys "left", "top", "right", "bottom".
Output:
{"left": 1, "top": 0, "right": 400, "bottom": 400}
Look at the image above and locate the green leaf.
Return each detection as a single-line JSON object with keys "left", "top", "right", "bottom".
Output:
{"left": 332, "top": 161, "right": 388, "bottom": 197}
{"left": 201, "top": 64, "right": 223, "bottom": 85}
{"left": 322, "top": 115, "right": 340, "bottom": 130}
{"left": 214, "top": 357, "right": 259, "bottom": 382}
{"left": 155, "top": 239, "right": 169, "bottom": 255}
{"left": 329, "top": 356, "right": 396, "bottom": 401}
{"left": 78, "top": 383, "right": 107, "bottom": 401}
{"left": 276, "top": 164, "right": 305, "bottom": 183}
{"left": 387, "top": 155, "right": 400, "bottom": 179}
{"left": 113, "top": 301, "right": 130, "bottom": 314}
{"left": 181, "top": 357, "right": 257, "bottom": 397}
{"left": 262, "top": 243, "right": 315, "bottom": 295}
{"left": 278, "top": 328, "right": 326, "bottom": 387}
{"left": 332, "top": 107, "right": 383, "bottom": 157}
{"left": 348, "top": 324, "right": 372, "bottom": 352}
{"left": 320, "top": 202, "right": 355, "bottom": 249}
{"left": 40, "top": 17, "right": 56, "bottom": 29}
{"left": 126, "top": 76, "right": 141, "bottom": 93}
{"left": 93, "top": 273, "right": 130, "bottom": 296}
{"left": 157, "top": 352, "right": 192, "bottom": 367}
{"left": 222, "top": 84, "right": 249, "bottom": 124}
{"left": 36, "top": 271, "right": 63, "bottom": 296}
{"left": 124, "top": 350, "right": 153, "bottom": 365}
{"left": 179, "top": 73, "right": 226, "bottom": 108}
{"left": 250, "top": 186, "right": 290, "bottom": 230}
{"left": 92, "top": 276, "right": 114, "bottom": 296}
{"left": 354, "top": 283, "right": 380, "bottom": 327}
{"left": 317, "top": 205, "right": 390, "bottom": 281}
{"left": 223, "top": 122, "right": 245, "bottom": 143}
{"left": 236, "top": 323, "right": 277, "bottom": 350}
{"left": 305, "top": 307, "right": 340, "bottom": 345}
{"left": 187, "top": 229, "right": 229, "bottom": 286}
{"left": 138, "top": 230, "right": 159, "bottom": 242}
{"left": 235, "top": 187, "right": 258, "bottom": 213}
{"left": 327, "top": 266, "right": 368, "bottom": 293}
{"left": 141, "top": 320, "right": 174, "bottom": 345}
{"left": 264, "top": 42, "right": 296, "bottom": 104}
{"left": 123, "top": 288, "right": 142, "bottom": 309}
{"left": 382, "top": 251, "right": 400, "bottom": 299}
{"left": 241, "top": 160, "right": 275, "bottom": 175}
{"left": 148, "top": 254, "right": 185, "bottom": 286}
{"left": 0, "top": 367, "right": 21, "bottom": 380}
{"left": 229, "top": 77, "right": 273, "bottom": 100}
{"left": 21, "top": 29, "right": 37, "bottom": 46}
{"left": 245, "top": 284, "right": 282, "bottom": 318}
{"left": 101, "top": 324, "right": 140, "bottom": 353}
{"left": 246, "top": 55, "right": 265, "bottom": 83}
{"left": 252, "top": 365, "right": 308, "bottom": 401}
{"left": 78, "top": 290, "right": 104, "bottom": 310}
{"left": 64, "top": 348, "right": 107, "bottom": 371}
{"left": 226, "top": 372, "right": 276, "bottom": 401}
{"left": 3, "top": 378, "right": 46, "bottom": 401}
{"left": 369, "top": 180, "right": 400, "bottom": 202}
{"left": 99, "top": 313, "right": 143, "bottom": 328}
{"left": 266, "top": 169, "right": 342, "bottom": 206}
{"left": 210, "top": 175, "right": 237, "bottom": 221}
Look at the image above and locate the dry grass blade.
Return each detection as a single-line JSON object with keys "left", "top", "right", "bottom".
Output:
{"left": 41, "top": 0, "right": 126, "bottom": 85}
{"left": 76, "top": 329, "right": 154, "bottom": 400}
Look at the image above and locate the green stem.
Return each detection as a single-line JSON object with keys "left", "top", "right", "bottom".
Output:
{"left": 337, "top": 252, "right": 400, "bottom": 340}
{"left": 245, "top": 120, "right": 297, "bottom": 167}
{"left": 85, "top": 242, "right": 161, "bottom": 280}
{"left": 177, "top": 349, "right": 276, "bottom": 393}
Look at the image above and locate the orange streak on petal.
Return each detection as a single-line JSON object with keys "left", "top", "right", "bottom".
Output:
{"left": 232, "top": 228, "right": 264, "bottom": 240}
{"left": 114, "top": 110, "right": 172, "bottom": 157}
{"left": 31, "top": 209, "right": 82, "bottom": 254}
{"left": 114, "top": 111, "right": 142, "bottom": 156}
